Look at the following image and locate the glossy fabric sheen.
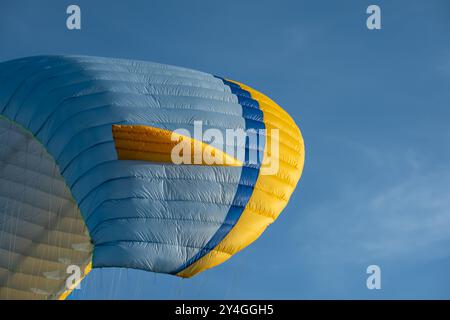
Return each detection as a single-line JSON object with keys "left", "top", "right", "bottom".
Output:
{"left": 0, "top": 55, "right": 304, "bottom": 282}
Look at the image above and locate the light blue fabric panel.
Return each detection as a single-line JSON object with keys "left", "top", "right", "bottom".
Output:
{"left": 0, "top": 55, "right": 267, "bottom": 273}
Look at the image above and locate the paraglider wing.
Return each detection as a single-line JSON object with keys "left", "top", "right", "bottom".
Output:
{"left": 0, "top": 56, "right": 304, "bottom": 299}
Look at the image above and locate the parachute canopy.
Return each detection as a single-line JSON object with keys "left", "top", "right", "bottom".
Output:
{"left": 0, "top": 55, "right": 304, "bottom": 299}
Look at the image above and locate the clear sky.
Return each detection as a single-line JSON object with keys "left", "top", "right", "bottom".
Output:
{"left": 1, "top": 0, "right": 450, "bottom": 299}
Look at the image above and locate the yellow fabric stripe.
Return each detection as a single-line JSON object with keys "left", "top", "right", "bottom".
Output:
{"left": 112, "top": 125, "right": 242, "bottom": 166}
{"left": 177, "top": 80, "right": 305, "bottom": 277}
{"left": 57, "top": 261, "right": 92, "bottom": 300}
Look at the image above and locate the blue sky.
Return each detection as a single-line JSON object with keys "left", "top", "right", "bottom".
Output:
{"left": 1, "top": 0, "right": 450, "bottom": 299}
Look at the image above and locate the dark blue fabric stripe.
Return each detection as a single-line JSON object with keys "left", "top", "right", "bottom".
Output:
{"left": 171, "top": 77, "right": 265, "bottom": 274}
